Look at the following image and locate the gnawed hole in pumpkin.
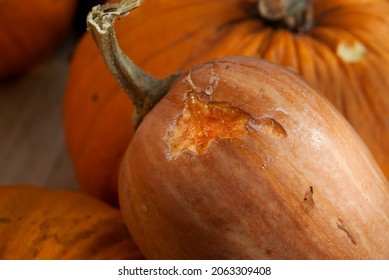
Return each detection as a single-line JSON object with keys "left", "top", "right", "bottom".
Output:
{"left": 166, "top": 93, "right": 251, "bottom": 159}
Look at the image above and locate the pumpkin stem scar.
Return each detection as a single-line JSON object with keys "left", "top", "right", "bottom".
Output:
{"left": 257, "top": 0, "right": 313, "bottom": 32}
{"left": 86, "top": 0, "right": 180, "bottom": 129}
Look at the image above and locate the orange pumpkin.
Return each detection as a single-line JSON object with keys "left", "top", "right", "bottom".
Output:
{"left": 0, "top": 185, "right": 144, "bottom": 260}
{"left": 63, "top": 0, "right": 389, "bottom": 205}
{"left": 87, "top": 1, "right": 389, "bottom": 259}
{"left": 0, "top": 0, "right": 77, "bottom": 79}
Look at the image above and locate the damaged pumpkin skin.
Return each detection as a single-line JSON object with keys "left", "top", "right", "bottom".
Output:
{"left": 119, "top": 57, "right": 389, "bottom": 259}
{"left": 0, "top": 185, "right": 144, "bottom": 260}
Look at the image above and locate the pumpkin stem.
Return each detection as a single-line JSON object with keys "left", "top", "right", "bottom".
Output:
{"left": 86, "top": 0, "right": 180, "bottom": 128}
{"left": 257, "top": 0, "right": 313, "bottom": 32}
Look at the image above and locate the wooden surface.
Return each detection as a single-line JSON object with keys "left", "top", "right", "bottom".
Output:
{"left": 0, "top": 35, "right": 79, "bottom": 190}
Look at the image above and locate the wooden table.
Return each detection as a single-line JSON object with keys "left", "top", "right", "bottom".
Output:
{"left": 0, "top": 35, "right": 79, "bottom": 191}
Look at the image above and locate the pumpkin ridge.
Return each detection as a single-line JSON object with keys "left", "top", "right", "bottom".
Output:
{"left": 141, "top": 16, "right": 257, "bottom": 71}
{"left": 177, "top": 20, "right": 268, "bottom": 71}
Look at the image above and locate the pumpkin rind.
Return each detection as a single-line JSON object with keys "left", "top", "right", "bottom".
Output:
{"left": 64, "top": 0, "right": 389, "bottom": 204}
{"left": 0, "top": 185, "right": 143, "bottom": 260}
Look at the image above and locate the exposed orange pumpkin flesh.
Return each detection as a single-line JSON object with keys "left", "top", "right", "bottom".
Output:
{"left": 166, "top": 93, "right": 251, "bottom": 159}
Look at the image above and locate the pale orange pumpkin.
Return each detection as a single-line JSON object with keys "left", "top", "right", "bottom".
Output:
{"left": 119, "top": 56, "right": 389, "bottom": 259}
{"left": 63, "top": 0, "right": 389, "bottom": 205}
{"left": 0, "top": 185, "right": 144, "bottom": 260}
{"left": 0, "top": 0, "right": 77, "bottom": 79}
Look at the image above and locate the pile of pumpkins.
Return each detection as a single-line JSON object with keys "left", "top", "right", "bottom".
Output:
{"left": 1, "top": 0, "right": 388, "bottom": 259}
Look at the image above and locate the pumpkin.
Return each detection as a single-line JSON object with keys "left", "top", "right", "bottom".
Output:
{"left": 0, "top": 0, "right": 77, "bottom": 79}
{"left": 63, "top": 0, "right": 389, "bottom": 205}
{"left": 0, "top": 185, "right": 144, "bottom": 260}
{"left": 88, "top": 0, "right": 389, "bottom": 259}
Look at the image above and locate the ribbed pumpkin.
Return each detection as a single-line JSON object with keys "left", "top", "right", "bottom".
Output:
{"left": 63, "top": 0, "right": 389, "bottom": 205}
{"left": 0, "top": 0, "right": 77, "bottom": 79}
{"left": 0, "top": 185, "right": 143, "bottom": 260}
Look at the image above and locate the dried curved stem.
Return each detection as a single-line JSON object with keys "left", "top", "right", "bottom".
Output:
{"left": 257, "top": 0, "right": 313, "bottom": 32}
{"left": 86, "top": 0, "right": 180, "bottom": 128}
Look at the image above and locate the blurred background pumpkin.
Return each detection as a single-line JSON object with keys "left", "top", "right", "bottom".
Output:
{"left": 63, "top": 0, "right": 389, "bottom": 205}
{"left": 0, "top": 0, "right": 78, "bottom": 79}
